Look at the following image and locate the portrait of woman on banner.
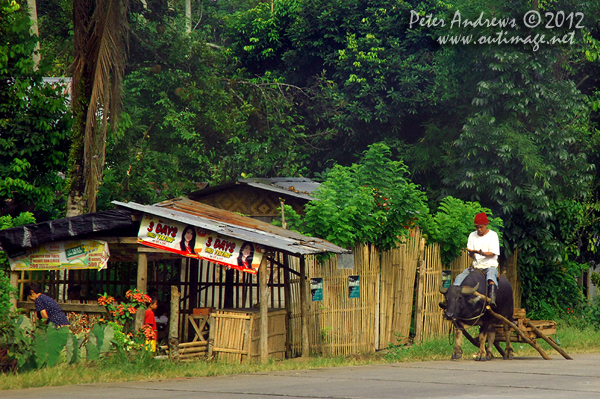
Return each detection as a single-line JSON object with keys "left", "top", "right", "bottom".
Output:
{"left": 237, "top": 242, "right": 255, "bottom": 270}
{"left": 180, "top": 225, "right": 197, "bottom": 254}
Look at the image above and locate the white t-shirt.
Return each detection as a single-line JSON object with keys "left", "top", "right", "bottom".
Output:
{"left": 467, "top": 229, "right": 500, "bottom": 269}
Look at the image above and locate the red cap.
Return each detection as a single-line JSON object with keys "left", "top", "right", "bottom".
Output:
{"left": 474, "top": 213, "right": 489, "bottom": 225}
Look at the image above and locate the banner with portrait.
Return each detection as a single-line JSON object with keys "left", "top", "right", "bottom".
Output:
{"left": 137, "top": 214, "right": 264, "bottom": 274}
{"left": 8, "top": 240, "right": 110, "bottom": 271}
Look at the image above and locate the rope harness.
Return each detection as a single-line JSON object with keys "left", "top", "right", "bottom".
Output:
{"left": 457, "top": 270, "right": 489, "bottom": 323}
{"left": 447, "top": 268, "right": 490, "bottom": 341}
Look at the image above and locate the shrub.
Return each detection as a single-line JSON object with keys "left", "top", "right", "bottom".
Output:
{"left": 421, "top": 196, "right": 503, "bottom": 266}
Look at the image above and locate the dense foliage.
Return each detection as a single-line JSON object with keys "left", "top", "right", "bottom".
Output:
{"left": 290, "top": 143, "right": 429, "bottom": 250}
{"left": 422, "top": 197, "right": 503, "bottom": 266}
{"left": 6, "top": 0, "right": 600, "bottom": 318}
{"left": 0, "top": 0, "right": 71, "bottom": 219}
{"left": 0, "top": 212, "right": 35, "bottom": 324}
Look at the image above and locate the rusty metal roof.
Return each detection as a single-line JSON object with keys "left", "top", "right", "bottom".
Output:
{"left": 112, "top": 198, "right": 350, "bottom": 256}
{"left": 188, "top": 177, "right": 319, "bottom": 202}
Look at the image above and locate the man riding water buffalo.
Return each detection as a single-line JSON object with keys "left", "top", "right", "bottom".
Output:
{"left": 457, "top": 212, "right": 500, "bottom": 307}
{"left": 439, "top": 212, "right": 514, "bottom": 360}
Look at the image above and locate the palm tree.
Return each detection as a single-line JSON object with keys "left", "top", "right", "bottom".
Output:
{"left": 67, "top": 0, "right": 129, "bottom": 216}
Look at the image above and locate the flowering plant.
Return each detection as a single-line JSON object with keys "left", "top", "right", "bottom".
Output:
{"left": 125, "top": 289, "right": 153, "bottom": 305}
{"left": 110, "top": 322, "right": 143, "bottom": 352}
{"left": 140, "top": 323, "right": 156, "bottom": 341}
{"left": 98, "top": 289, "right": 152, "bottom": 331}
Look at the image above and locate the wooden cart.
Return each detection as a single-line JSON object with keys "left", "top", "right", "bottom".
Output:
{"left": 490, "top": 307, "right": 571, "bottom": 360}
{"left": 494, "top": 308, "right": 557, "bottom": 343}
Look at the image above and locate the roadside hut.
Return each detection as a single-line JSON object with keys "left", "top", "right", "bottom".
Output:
{"left": 188, "top": 177, "right": 319, "bottom": 223}
{"left": 0, "top": 197, "right": 349, "bottom": 362}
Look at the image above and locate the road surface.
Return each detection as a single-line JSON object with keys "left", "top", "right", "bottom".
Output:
{"left": 3, "top": 353, "right": 600, "bottom": 398}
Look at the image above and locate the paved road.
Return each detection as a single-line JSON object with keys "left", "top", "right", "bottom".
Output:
{"left": 4, "top": 354, "right": 600, "bottom": 399}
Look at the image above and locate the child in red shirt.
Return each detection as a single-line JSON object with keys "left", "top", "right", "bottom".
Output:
{"left": 144, "top": 297, "right": 158, "bottom": 342}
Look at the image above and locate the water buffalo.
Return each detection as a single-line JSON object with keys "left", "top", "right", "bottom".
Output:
{"left": 439, "top": 270, "right": 514, "bottom": 361}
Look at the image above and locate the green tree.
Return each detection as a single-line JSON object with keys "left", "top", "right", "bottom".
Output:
{"left": 0, "top": 0, "right": 71, "bottom": 219}
{"left": 0, "top": 212, "right": 36, "bottom": 323}
{"left": 298, "top": 143, "right": 428, "bottom": 250}
{"left": 432, "top": 0, "right": 600, "bottom": 314}
{"left": 98, "top": 13, "right": 317, "bottom": 208}
{"left": 225, "top": 0, "right": 448, "bottom": 166}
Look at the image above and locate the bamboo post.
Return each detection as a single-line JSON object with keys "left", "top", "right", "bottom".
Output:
{"left": 486, "top": 306, "right": 552, "bottom": 360}
{"left": 414, "top": 238, "right": 426, "bottom": 343}
{"left": 135, "top": 252, "right": 148, "bottom": 330}
{"left": 375, "top": 257, "right": 380, "bottom": 351}
{"left": 299, "top": 256, "right": 309, "bottom": 357}
{"left": 259, "top": 255, "right": 270, "bottom": 363}
{"left": 169, "top": 285, "right": 180, "bottom": 361}
{"left": 525, "top": 320, "right": 572, "bottom": 360}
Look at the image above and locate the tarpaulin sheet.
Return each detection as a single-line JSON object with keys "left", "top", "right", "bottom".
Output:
{"left": 0, "top": 209, "right": 134, "bottom": 254}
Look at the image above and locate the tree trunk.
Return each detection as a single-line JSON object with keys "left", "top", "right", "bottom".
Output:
{"left": 68, "top": 0, "right": 129, "bottom": 215}
{"left": 27, "top": 0, "right": 40, "bottom": 70}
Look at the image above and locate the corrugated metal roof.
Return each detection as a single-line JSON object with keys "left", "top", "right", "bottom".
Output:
{"left": 112, "top": 198, "right": 350, "bottom": 256}
{"left": 189, "top": 177, "right": 319, "bottom": 202}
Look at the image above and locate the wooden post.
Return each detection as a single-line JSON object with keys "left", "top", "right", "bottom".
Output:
{"left": 135, "top": 252, "right": 148, "bottom": 330}
{"left": 169, "top": 285, "right": 180, "bottom": 361}
{"left": 280, "top": 199, "right": 287, "bottom": 230}
{"left": 299, "top": 256, "right": 309, "bottom": 357}
{"left": 207, "top": 313, "right": 216, "bottom": 359}
{"left": 9, "top": 271, "right": 19, "bottom": 310}
{"left": 259, "top": 256, "right": 270, "bottom": 363}
{"left": 283, "top": 255, "right": 292, "bottom": 358}
{"left": 413, "top": 238, "right": 426, "bottom": 343}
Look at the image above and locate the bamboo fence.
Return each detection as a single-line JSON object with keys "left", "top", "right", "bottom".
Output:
{"left": 309, "top": 244, "right": 379, "bottom": 355}
{"left": 418, "top": 242, "right": 447, "bottom": 342}
{"left": 379, "top": 231, "right": 422, "bottom": 348}
{"left": 287, "top": 244, "right": 380, "bottom": 356}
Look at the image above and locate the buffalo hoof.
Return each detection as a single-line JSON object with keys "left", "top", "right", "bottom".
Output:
{"left": 474, "top": 353, "right": 487, "bottom": 362}
{"left": 451, "top": 350, "right": 463, "bottom": 360}
{"left": 504, "top": 349, "right": 514, "bottom": 360}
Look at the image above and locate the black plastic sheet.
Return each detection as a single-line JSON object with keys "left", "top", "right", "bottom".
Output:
{"left": 0, "top": 209, "right": 135, "bottom": 254}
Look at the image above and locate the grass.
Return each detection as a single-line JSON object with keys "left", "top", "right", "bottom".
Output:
{"left": 2, "top": 322, "right": 600, "bottom": 391}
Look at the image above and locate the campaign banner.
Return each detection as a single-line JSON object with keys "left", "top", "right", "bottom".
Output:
{"left": 138, "top": 215, "right": 201, "bottom": 256}
{"left": 137, "top": 214, "right": 264, "bottom": 274}
{"left": 200, "top": 231, "right": 264, "bottom": 275}
{"left": 8, "top": 240, "right": 109, "bottom": 271}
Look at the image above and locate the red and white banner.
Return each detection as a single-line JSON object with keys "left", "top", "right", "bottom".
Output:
{"left": 137, "top": 214, "right": 263, "bottom": 274}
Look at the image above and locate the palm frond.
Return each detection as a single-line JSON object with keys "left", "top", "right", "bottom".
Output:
{"left": 70, "top": 0, "right": 129, "bottom": 213}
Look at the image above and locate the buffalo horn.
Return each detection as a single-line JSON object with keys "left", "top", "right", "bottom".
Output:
{"left": 460, "top": 282, "right": 479, "bottom": 295}
{"left": 439, "top": 284, "right": 448, "bottom": 294}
